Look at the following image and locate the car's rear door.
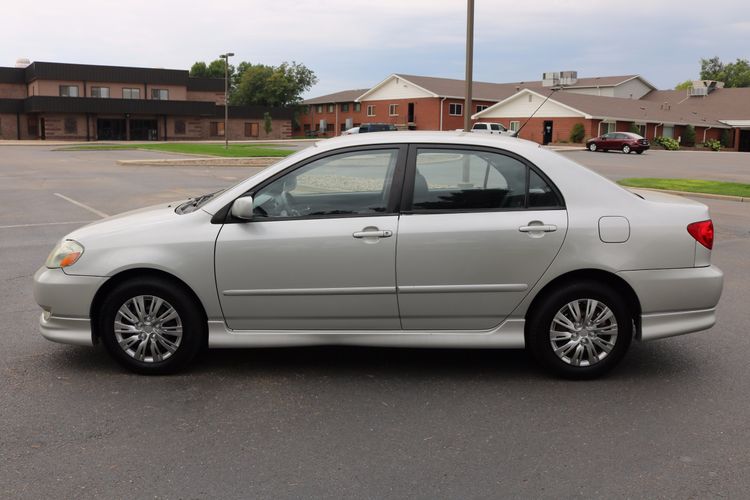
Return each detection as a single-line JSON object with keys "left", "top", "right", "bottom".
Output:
{"left": 395, "top": 145, "right": 568, "bottom": 330}
{"left": 214, "top": 145, "right": 406, "bottom": 330}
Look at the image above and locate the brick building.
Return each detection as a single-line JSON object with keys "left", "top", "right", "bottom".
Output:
{"left": 300, "top": 73, "right": 750, "bottom": 151}
{"left": 0, "top": 61, "right": 292, "bottom": 141}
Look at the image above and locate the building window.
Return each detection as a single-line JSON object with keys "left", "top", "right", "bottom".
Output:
{"left": 449, "top": 103, "right": 463, "bottom": 116}
{"left": 174, "top": 120, "right": 186, "bottom": 135}
{"left": 326, "top": 123, "right": 335, "bottom": 133}
{"left": 91, "top": 87, "right": 110, "bottom": 98}
{"left": 64, "top": 117, "right": 77, "bottom": 135}
{"left": 367, "top": 105, "right": 375, "bottom": 117}
{"left": 528, "top": 94, "right": 533, "bottom": 103}
{"left": 341, "top": 103, "right": 349, "bottom": 112}
{"left": 635, "top": 123, "right": 646, "bottom": 136}
{"left": 59, "top": 85, "right": 78, "bottom": 97}
{"left": 210, "top": 121, "right": 225, "bottom": 137}
{"left": 123, "top": 88, "right": 140, "bottom": 99}
{"left": 315, "top": 105, "right": 323, "bottom": 113}
{"left": 509, "top": 121, "right": 520, "bottom": 133}
{"left": 151, "top": 89, "right": 169, "bottom": 100}
{"left": 476, "top": 105, "right": 489, "bottom": 113}
{"left": 327, "top": 104, "right": 334, "bottom": 113}
{"left": 27, "top": 117, "right": 38, "bottom": 136}
{"left": 244, "top": 122, "right": 259, "bottom": 137}
{"left": 389, "top": 104, "right": 398, "bottom": 116}
{"left": 600, "top": 121, "right": 615, "bottom": 135}
{"left": 354, "top": 102, "right": 361, "bottom": 112}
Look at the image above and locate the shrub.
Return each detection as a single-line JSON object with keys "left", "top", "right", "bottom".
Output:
{"left": 263, "top": 112, "right": 273, "bottom": 135}
{"left": 629, "top": 123, "right": 641, "bottom": 134}
{"left": 704, "top": 139, "right": 721, "bottom": 151}
{"left": 654, "top": 136, "right": 680, "bottom": 150}
{"left": 720, "top": 129, "right": 732, "bottom": 147}
{"left": 683, "top": 124, "right": 696, "bottom": 147}
{"left": 569, "top": 123, "right": 585, "bottom": 143}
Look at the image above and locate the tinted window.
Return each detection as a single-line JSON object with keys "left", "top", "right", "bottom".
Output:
{"left": 253, "top": 149, "right": 399, "bottom": 218}
{"left": 490, "top": 124, "right": 500, "bottom": 131}
{"left": 474, "top": 124, "right": 487, "bottom": 130}
{"left": 411, "top": 149, "right": 527, "bottom": 210}
{"left": 410, "top": 149, "right": 562, "bottom": 211}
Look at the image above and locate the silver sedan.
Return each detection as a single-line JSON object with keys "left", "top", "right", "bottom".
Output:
{"left": 34, "top": 132, "right": 723, "bottom": 378}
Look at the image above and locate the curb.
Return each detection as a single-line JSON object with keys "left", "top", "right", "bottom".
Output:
{"left": 116, "top": 157, "right": 282, "bottom": 168}
{"left": 626, "top": 187, "right": 746, "bottom": 203}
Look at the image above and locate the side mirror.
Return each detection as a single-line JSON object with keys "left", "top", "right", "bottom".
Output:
{"left": 230, "top": 196, "right": 254, "bottom": 220}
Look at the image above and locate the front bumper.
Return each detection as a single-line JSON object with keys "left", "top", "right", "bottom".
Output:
{"left": 33, "top": 266, "right": 107, "bottom": 346}
{"left": 618, "top": 265, "right": 723, "bottom": 341}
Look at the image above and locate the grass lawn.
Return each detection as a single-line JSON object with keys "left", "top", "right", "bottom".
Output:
{"left": 59, "top": 143, "right": 294, "bottom": 157}
{"left": 618, "top": 178, "right": 750, "bottom": 198}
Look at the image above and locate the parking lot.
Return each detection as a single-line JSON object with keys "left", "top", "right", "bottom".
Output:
{"left": 1, "top": 144, "right": 750, "bottom": 498}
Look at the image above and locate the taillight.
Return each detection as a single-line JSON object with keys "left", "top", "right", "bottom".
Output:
{"left": 687, "top": 220, "right": 714, "bottom": 249}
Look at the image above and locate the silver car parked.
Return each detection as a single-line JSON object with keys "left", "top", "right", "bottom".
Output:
{"left": 34, "top": 132, "right": 723, "bottom": 378}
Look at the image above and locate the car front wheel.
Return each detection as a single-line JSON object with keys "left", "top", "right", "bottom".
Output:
{"left": 526, "top": 281, "right": 632, "bottom": 379}
{"left": 622, "top": 144, "right": 632, "bottom": 154}
{"left": 99, "top": 277, "right": 206, "bottom": 374}
{"left": 588, "top": 143, "right": 597, "bottom": 152}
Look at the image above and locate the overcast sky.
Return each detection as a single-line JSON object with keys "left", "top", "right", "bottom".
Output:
{"left": 3, "top": 0, "right": 749, "bottom": 97}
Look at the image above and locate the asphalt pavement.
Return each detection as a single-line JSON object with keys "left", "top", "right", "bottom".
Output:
{"left": 1, "top": 144, "right": 749, "bottom": 499}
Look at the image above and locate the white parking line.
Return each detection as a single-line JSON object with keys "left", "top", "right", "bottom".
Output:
{"left": 53, "top": 193, "right": 109, "bottom": 218}
{"left": 0, "top": 220, "right": 94, "bottom": 230}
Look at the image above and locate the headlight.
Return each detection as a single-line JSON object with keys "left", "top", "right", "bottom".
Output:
{"left": 45, "top": 240, "right": 84, "bottom": 269}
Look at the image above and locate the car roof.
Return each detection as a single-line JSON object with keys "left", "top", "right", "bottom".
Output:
{"left": 314, "top": 130, "right": 540, "bottom": 153}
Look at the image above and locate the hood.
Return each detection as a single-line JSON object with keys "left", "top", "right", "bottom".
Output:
{"left": 65, "top": 200, "right": 188, "bottom": 243}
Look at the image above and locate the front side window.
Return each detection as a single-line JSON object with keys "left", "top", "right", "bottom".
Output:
{"left": 151, "top": 88, "right": 169, "bottom": 100}
{"left": 59, "top": 85, "right": 78, "bottom": 97}
{"left": 409, "top": 148, "right": 562, "bottom": 211}
{"left": 449, "top": 103, "right": 463, "bottom": 116}
{"left": 252, "top": 149, "right": 399, "bottom": 219}
{"left": 123, "top": 88, "right": 141, "bottom": 99}
{"left": 91, "top": 87, "right": 110, "bottom": 98}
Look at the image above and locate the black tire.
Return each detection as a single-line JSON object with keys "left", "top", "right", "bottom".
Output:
{"left": 526, "top": 281, "right": 632, "bottom": 379}
{"left": 622, "top": 144, "right": 631, "bottom": 154}
{"left": 99, "top": 277, "right": 206, "bottom": 374}
{"left": 636, "top": 150, "right": 643, "bottom": 155}
{"left": 588, "top": 143, "right": 597, "bottom": 152}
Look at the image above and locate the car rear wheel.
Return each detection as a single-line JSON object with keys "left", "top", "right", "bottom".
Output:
{"left": 622, "top": 144, "right": 632, "bottom": 154}
{"left": 588, "top": 143, "right": 597, "bottom": 152}
{"left": 99, "top": 277, "right": 206, "bottom": 374}
{"left": 526, "top": 281, "right": 632, "bottom": 379}
{"left": 636, "top": 150, "right": 643, "bottom": 155}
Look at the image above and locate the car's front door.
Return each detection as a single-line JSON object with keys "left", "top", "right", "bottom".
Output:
{"left": 215, "top": 146, "right": 406, "bottom": 330}
{"left": 396, "top": 146, "right": 568, "bottom": 330}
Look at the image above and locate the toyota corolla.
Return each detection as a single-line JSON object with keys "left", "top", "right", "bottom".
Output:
{"left": 34, "top": 132, "right": 723, "bottom": 378}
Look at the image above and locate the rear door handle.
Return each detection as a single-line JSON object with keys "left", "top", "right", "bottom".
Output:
{"left": 353, "top": 230, "right": 393, "bottom": 239}
{"left": 519, "top": 225, "right": 557, "bottom": 233}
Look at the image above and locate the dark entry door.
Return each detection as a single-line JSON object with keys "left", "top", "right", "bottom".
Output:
{"left": 97, "top": 119, "right": 126, "bottom": 140}
{"left": 40, "top": 118, "right": 46, "bottom": 140}
{"left": 543, "top": 121, "right": 553, "bottom": 145}
{"left": 739, "top": 130, "right": 750, "bottom": 152}
{"left": 408, "top": 103, "right": 415, "bottom": 124}
{"left": 130, "top": 119, "right": 158, "bottom": 141}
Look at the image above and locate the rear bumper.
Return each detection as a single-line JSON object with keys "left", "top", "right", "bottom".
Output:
{"left": 618, "top": 265, "right": 723, "bottom": 341}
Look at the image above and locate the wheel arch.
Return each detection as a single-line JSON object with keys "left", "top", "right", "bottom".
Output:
{"left": 525, "top": 268, "right": 642, "bottom": 339}
{"left": 89, "top": 268, "right": 209, "bottom": 344}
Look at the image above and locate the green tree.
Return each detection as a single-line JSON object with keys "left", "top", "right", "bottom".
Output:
{"left": 720, "top": 129, "right": 732, "bottom": 147}
{"left": 683, "top": 124, "right": 696, "bottom": 147}
{"left": 263, "top": 112, "right": 273, "bottom": 135}
{"left": 675, "top": 80, "right": 693, "bottom": 90}
{"left": 569, "top": 123, "right": 585, "bottom": 143}
{"left": 629, "top": 122, "right": 641, "bottom": 134}
{"left": 232, "top": 61, "right": 317, "bottom": 107}
{"left": 699, "top": 57, "right": 750, "bottom": 87}
{"left": 190, "top": 59, "right": 233, "bottom": 79}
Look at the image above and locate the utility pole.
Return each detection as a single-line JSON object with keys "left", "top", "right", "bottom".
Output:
{"left": 463, "top": 0, "right": 474, "bottom": 132}
{"left": 220, "top": 52, "right": 234, "bottom": 149}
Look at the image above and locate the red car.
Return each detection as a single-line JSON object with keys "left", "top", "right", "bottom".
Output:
{"left": 586, "top": 132, "right": 650, "bottom": 154}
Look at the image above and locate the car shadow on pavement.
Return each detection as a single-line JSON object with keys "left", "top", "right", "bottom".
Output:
{"left": 43, "top": 340, "right": 706, "bottom": 382}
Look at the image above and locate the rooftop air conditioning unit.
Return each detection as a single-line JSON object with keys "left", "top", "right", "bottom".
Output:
{"left": 542, "top": 71, "right": 578, "bottom": 87}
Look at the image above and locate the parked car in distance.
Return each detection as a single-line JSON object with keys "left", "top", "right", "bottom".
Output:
{"left": 587, "top": 132, "right": 650, "bottom": 154}
{"left": 360, "top": 123, "right": 398, "bottom": 133}
{"left": 471, "top": 122, "right": 513, "bottom": 135}
{"left": 34, "top": 132, "right": 722, "bottom": 379}
{"left": 341, "top": 126, "right": 360, "bottom": 135}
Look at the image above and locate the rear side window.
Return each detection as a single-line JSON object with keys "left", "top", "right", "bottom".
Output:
{"left": 409, "top": 148, "right": 563, "bottom": 211}
{"left": 474, "top": 124, "right": 487, "bottom": 130}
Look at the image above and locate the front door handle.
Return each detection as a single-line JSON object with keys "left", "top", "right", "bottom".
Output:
{"left": 353, "top": 229, "right": 393, "bottom": 239}
{"left": 519, "top": 224, "right": 557, "bottom": 233}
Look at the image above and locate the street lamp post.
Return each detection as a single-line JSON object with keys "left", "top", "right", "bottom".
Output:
{"left": 220, "top": 52, "right": 234, "bottom": 149}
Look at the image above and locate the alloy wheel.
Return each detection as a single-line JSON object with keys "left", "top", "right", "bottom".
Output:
{"left": 549, "top": 299, "right": 618, "bottom": 367}
{"left": 114, "top": 295, "right": 183, "bottom": 363}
